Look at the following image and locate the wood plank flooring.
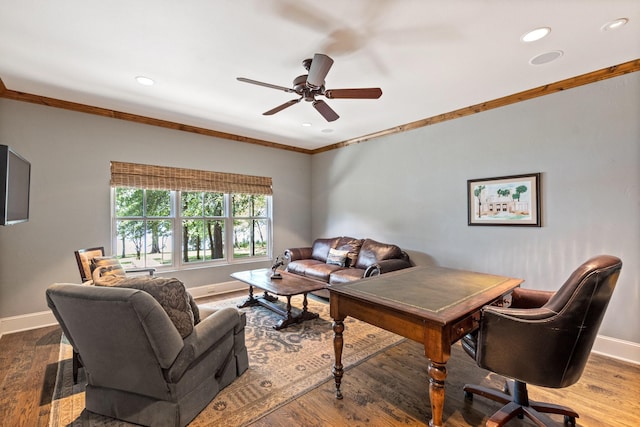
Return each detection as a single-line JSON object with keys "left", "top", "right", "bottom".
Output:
{"left": 2, "top": 291, "right": 639, "bottom": 426}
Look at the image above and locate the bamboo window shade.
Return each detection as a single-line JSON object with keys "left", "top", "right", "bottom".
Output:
{"left": 110, "top": 161, "right": 272, "bottom": 195}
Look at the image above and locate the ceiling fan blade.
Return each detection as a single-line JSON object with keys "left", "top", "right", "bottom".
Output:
{"left": 306, "top": 53, "right": 334, "bottom": 89}
{"left": 325, "top": 88, "right": 383, "bottom": 99}
{"left": 263, "top": 99, "right": 300, "bottom": 115}
{"left": 312, "top": 100, "right": 339, "bottom": 122}
{"left": 237, "top": 77, "right": 294, "bottom": 93}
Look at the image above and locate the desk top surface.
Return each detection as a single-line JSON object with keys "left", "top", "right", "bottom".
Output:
{"left": 330, "top": 266, "right": 522, "bottom": 319}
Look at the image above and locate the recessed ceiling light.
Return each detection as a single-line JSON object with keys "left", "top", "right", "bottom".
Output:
{"left": 529, "top": 50, "right": 563, "bottom": 65}
{"left": 521, "top": 27, "right": 551, "bottom": 42}
{"left": 301, "top": 122, "right": 312, "bottom": 127}
{"left": 601, "top": 18, "right": 629, "bottom": 31}
{"left": 321, "top": 128, "right": 334, "bottom": 133}
{"left": 135, "top": 76, "right": 155, "bottom": 86}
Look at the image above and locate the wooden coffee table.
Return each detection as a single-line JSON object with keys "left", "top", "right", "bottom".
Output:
{"left": 231, "top": 268, "right": 327, "bottom": 330}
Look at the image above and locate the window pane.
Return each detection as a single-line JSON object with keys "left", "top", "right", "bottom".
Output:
{"left": 116, "top": 219, "right": 145, "bottom": 267}
{"left": 146, "top": 190, "right": 171, "bottom": 217}
{"left": 203, "top": 192, "right": 224, "bottom": 216}
{"left": 206, "top": 219, "right": 225, "bottom": 259}
{"left": 232, "top": 194, "right": 251, "bottom": 217}
{"left": 181, "top": 192, "right": 203, "bottom": 217}
{"left": 252, "top": 195, "right": 267, "bottom": 216}
{"left": 252, "top": 219, "right": 268, "bottom": 256}
{"left": 146, "top": 219, "right": 172, "bottom": 266}
{"left": 233, "top": 219, "right": 267, "bottom": 258}
{"left": 115, "top": 188, "right": 143, "bottom": 217}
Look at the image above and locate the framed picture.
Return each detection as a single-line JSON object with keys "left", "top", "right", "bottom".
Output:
{"left": 468, "top": 173, "right": 541, "bottom": 226}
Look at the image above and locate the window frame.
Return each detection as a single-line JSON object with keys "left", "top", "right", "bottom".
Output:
{"left": 111, "top": 187, "right": 272, "bottom": 271}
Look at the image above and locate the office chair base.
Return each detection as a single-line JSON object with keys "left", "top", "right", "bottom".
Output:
{"left": 464, "top": 381, "right": 578, "bottom": 426}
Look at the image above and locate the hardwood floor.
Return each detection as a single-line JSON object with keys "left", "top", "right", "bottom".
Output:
{"left": 2, "top": 292, "right": 639, "bottom": 426}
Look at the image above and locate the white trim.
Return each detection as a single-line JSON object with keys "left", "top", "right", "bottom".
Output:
{"left": 592, "top": 335, "right": 640, "bottom": 365}
{"left": 188, "top": 280, "right": 246, "bottom": 299}
{"left": 1, "top": 310, "right": 58, "bottom": 337}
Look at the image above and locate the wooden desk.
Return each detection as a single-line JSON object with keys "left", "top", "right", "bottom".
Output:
{"left": 329, "top": 266, "right": 522, "bottom": 427}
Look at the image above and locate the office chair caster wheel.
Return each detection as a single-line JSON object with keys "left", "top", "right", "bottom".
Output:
{"left": 564, "top": 415, "right": 576, "bottom": 426}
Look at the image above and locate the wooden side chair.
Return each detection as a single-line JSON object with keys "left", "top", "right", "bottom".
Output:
{"left": 74, "top": 246, "right": 155, "bottom": 283}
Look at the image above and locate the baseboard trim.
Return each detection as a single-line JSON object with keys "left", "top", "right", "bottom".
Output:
{"left": 2, "top": 282, "right": 639, "bottom": 366}
{"left": 592, "top": 335, "right": 640, "bottom": 365}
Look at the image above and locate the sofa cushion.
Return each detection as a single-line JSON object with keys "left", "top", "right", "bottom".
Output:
{"left": 287, "top": 259, "right": 325, "bottom": 276}
{"left": 311, "top": 237, "right": 340, "bottom": 262}
{"left": 326, "top": 248, "right": 349, "bottom": 267}
{"left": 330, "top": 268, "right": 366, "bottom": 285}
{"left": 305, "top": 263, "right": 344, "bottom": 283}
{"left": 95, "top": 276, "right": 197, "bottom": 338}
{"left": 335, "top": 237, "right": 364, "bottom": 267}
{"left": 355, "top": 239, "right": 404, "bottom": 270}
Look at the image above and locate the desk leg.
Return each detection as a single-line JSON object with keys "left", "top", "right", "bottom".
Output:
{"left": 332, "top": 319, "right": 345, "bottom": 399}
{"left": 428, "top": 360, "right": 447, "bottom": 427}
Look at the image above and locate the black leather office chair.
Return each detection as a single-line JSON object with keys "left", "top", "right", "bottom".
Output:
{"left": 462, "top": 255, "right": 622, "bottom": 426}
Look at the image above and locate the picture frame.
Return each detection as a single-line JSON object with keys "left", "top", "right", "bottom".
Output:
{"left": 468, "top": 173, "right": 541, "bottom": 226}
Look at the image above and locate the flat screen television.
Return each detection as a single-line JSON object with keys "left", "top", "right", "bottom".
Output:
{"left": 1, "top": 144, "right": 31, "bottom": 225}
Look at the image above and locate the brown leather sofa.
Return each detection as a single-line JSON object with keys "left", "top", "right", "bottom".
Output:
{"left": 284, "top": 237, "right": 412, "bottom": 296}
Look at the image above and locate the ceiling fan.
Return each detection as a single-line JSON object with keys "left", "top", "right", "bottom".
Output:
{"left": 237, "top": 53, "right": 382, "bottom": 122}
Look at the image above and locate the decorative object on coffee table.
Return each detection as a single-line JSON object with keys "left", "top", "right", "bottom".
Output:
{"left": 233, "top": 268, "right": 326, "bottom": 330}
{"left": 270, "top": 254, "right": 287, "bottom": 279}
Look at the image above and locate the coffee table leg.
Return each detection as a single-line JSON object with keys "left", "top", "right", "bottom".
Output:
{"left": 428, "top": 360, "right": 447, "bottom": 427}
{"left": 237, "top": 285, "right": 259, "bottom": 308}
{"left": 263, "top": 291, "right": 278, "bottom": 302}
{"left": 332, "top": 319, "right": 345, "bottom": 399}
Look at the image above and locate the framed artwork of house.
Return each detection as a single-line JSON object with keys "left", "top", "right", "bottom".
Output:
{"left": 468, "top": 173, "right": 541, "bottom": 226}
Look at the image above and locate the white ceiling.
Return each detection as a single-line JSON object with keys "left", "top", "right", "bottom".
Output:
{"left": 1, "top": 1, "right": 639, "bottom": 151}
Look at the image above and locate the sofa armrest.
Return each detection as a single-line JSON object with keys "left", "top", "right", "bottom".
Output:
{"left": 364, "top": 258, "right": 412, "bottom": 277}
{"left": 284, "top": 247, "right": 313, "bottom": 262}
{"left": 165, "top": 306, "right": 242, "bottom": 382}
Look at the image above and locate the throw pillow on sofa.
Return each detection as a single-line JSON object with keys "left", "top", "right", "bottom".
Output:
{"left": 326, "top": 248, "right": 349, "bottom": 267}
{"left": 94, "top": 275, "right": 199, "bottom": 338}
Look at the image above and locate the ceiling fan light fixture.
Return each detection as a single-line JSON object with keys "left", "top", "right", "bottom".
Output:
{"left": 135, "top": 76, "right": 155, "bottom": 86}
{"left": 521, "top": 27, "right": 551, "bottom": 42}
{"left": 601, "top": 18, "right": 628, "bottom": 31}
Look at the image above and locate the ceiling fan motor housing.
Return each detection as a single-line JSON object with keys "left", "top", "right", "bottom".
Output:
{"left": 293, "top": 74, "right": 324, "bottom": 101}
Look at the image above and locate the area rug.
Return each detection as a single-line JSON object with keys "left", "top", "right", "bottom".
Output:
{"left": 49, "top": 294, "right": 405, "bottom": 426}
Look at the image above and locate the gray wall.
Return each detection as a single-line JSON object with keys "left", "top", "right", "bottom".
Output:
{"left": 311, "top": 72, "right": 640, "bottom": 344}
{"left": 0, "top": 99, "right": 312, "bottom": 317}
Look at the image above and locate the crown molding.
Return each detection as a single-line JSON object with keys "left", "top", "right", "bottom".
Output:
{"left": 2, "top": 58, "right": 639, "bottom": 155}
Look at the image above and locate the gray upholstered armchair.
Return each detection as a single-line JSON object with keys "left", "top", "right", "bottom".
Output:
{"left": 46, "top": 282, "right": 249, "bottom": 427}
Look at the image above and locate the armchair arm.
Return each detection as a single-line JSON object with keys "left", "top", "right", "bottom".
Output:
{"left": 165, "top": 307, "right": 242, "bottom": 382}
{"left": 125, "top": 267, "right": 156, "bottom": 276}
{"left": 284, "top": 247, "right": 313, "bottom": 262}
{"left": 364, "top": 258, "right": 412, "bottom": 277}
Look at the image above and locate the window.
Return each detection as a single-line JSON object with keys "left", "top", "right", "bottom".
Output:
{"left": 110, "top": 161, "right": 272, "bottom": 270}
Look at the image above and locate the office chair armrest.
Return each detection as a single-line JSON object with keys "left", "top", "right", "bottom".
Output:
{"left": 510, "top": 288, "right": 554, "bottom": 309}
